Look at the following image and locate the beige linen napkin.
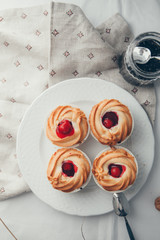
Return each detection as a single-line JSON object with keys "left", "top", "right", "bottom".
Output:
{"left": 0, "top": 2, "right": 156, "bottom": 200}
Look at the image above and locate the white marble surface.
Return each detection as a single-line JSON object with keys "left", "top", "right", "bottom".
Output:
{"left": 0, "top": 0, "right": 160, "bottom": 239}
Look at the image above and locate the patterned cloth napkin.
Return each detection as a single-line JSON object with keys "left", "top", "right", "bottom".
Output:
{"left": 0, "top": 2, "right": 156, "bottom": 200}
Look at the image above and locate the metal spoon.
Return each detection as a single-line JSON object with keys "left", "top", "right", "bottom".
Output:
{"left": 112, "top": 192, "right": 135, "bottom": 240}
{"left": 133, "top": 46, "right": 160, "bottom": 64}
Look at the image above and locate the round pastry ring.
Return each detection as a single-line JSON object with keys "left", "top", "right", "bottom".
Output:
{"left": 45, "top": 105, "right": 90, "bottom": 148}
{"left": 54, "top": 148, "right": 93, "bottom": 193}
{"left": 92, "top": 146, "right": 138, "bottom": 193}
{"left": 95, "top": 105, "right": 134, "bottom": 146}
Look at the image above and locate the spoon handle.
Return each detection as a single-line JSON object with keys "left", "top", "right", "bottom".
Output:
{"left": 124, "top": 216, "right": 135, "bottom": 240}
{"left": 153, "top": 56, "right": 160, "bottom": 61}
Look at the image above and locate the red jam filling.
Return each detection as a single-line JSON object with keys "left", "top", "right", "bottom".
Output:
{"left": 62, "top": 160, "right": 78, "bottom": 177}
{"left": 56, "top": 119, "right": 74, "bottom": 138}
{"left": 102, "top": 111, "right": 118, "bottom": 129}
{"left": 108, "top": 164, "right": 126, "bottom": 178}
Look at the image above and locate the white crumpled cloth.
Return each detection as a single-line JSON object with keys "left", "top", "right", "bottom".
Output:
{"left": 0, "top": 2, "right": 156, "bottom": 200}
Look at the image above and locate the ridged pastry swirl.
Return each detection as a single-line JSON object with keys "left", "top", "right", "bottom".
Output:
{"left": 46, "top": 105, "right": 88, "bottom": 147}
{"left": 89, "top": 99, "right": 133, "bottom": 146}
{"left": 92, "top": 147, "right": 137, "bottom": 191}
{"left": 47, "top": 148, "right": 91, "bottom": 193}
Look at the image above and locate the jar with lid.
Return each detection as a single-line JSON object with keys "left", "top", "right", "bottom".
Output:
{"left": 119, "top": 32, "right": 160, "bottom": 85}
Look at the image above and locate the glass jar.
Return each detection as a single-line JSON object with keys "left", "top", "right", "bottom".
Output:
{"left": 119, "top": 32, "right": 160, "bottom": 85}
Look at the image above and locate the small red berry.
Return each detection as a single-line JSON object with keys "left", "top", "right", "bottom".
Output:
{"left": 110, "top": 166, "right": 121, "bottom": 178}
{"left": 62, "top": 160, "right": 78, "bottom": 177}
{"left": 58, "top": 120, "right": 72, "bottom": 134}
{"left": 56, "top": 119, "right": 74, "bottom": 138}
{"left": 102, "top": 111, "right": 118, "bottom": 129}
{"left": 63, "top": 162, "right": 72, "bottom": 171}
{"left": 103, "top": 118, "right": 113, "bottom": 129}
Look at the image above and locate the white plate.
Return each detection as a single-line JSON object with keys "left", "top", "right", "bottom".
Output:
{"left": 17, "top": 78, "right": 154, "bottom": 216}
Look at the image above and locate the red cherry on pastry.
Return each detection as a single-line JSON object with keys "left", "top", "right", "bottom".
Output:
{"left": 108, "top": 164, "right": 126, "bottom": 178}
{"left": 62, "top": 160, "right": 78, "bottom": 177}
{"left": 56, "top": 119, "right": 74, "bottom": 138}
{"left": 102, "top": 111, "right": 118, "bottom": 129}
{"left": 58, "top": 120, "right": 72, "bottom": 134}
{"left": 103, "top": 118, "right": 113, "bottom": 129}
{"left": 110, "top": 166, "right": 121, "bottom": 178}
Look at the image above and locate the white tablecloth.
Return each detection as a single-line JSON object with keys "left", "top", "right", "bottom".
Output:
{"left": 0, "top": 0, "right": 160, "bottom": 239}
